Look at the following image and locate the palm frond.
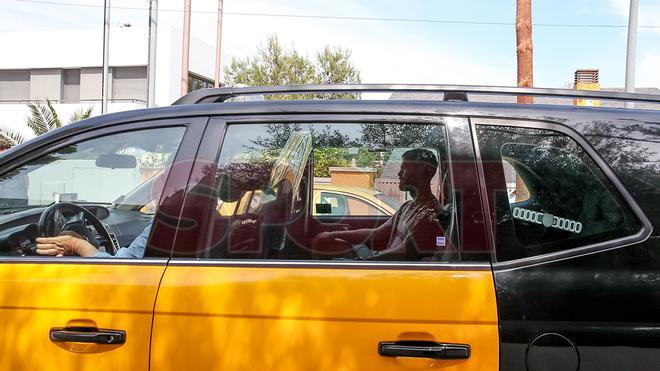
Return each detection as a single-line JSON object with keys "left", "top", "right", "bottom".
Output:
{"left": 26, "top": 102, "right": 49, "bottom": 135}
{"left": 68, "top": 106, "right": 94, "bottom": 124}
{"left": 0, "top": 124, "right": 27, "bottom": 147}
{"left": 26, "top": 99, "right": 61, "bottom": 135}
{"left": 45, "top": 98, "right": 62, "bottom": 130}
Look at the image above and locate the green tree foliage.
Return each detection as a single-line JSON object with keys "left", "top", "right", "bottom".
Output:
{"left": 0, "top": 99, "right": 94, "bottom": 147}
{"left": 223, "top": 36, "right": 364, "bottom": 176}
{"left": 251, "top": 124, "right": 353, "bottom": 150}
{"left": 313, "top": 148, "right": 350, "bottom": 177}
{"left": 249, "top": 123, "right": 356, "bottom": 177}
{"left": 224, "top": 35, "right": 361, "bottom": 100}
{"left": 360, "top": 123, "right": 446, "bottom": 150}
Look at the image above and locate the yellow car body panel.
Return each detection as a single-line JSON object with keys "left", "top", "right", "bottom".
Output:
{"left": 151, "top": 265, "right": 498, "bottom": 371}
{"left": 0, "top": 262, "right": 164, "bottom": 371}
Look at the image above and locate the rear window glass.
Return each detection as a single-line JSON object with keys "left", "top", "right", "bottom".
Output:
{"left": 181, "top": 121, "right": 472, "bottom": 262}
{"left": 476, "top": 124, "right": 642, "bottom": 262}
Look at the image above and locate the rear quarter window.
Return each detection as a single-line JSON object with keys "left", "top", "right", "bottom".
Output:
{"left": 578, "top": 120, "right": 660, "bottom": 233}
{"left": 475, "top": 123, "right": 643, "bottom": 262}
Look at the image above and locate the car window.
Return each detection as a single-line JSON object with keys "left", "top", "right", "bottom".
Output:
{"left": 318, "top": 192, "right": 348, "bottom": 215}
{"left": 475, "top": 123, "right": 642, "bottom": 262}
{"left": 316, "top": 191, "right": 386, "bottom": 216}
{"left": 0, "top": 126, "right": 185, "bottom": 258}
{"left": 0, "top": 128, "right": 184, "bottom": 208}
{"left": 502, "top": 159, "right": 530, "bottom": 203}
{"left": 190, "top": 121, "right": 461, "bottom": 262}
{"left": 346, "top": 195, "right": 386, "bottom": 216}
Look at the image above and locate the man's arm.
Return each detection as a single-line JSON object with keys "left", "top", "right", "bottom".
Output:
{"left": 36, "top": 233, "right": 98, "bottom": 257}
{"left": 95, "top": 221, "right": 152, "bottom": 258}
{"left": 36, "top": 221, "right": 152, "bottom": 258}
{"left": 313, "top": 217, "right": 393, "bottom": 250}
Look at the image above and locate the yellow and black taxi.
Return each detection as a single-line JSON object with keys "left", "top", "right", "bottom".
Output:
{"left": 0, "top": 84, "right": 657, "bottom": 370}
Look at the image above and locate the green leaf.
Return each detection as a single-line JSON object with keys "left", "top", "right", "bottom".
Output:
{"left": 69, "top": 106, "right": 94, "bottom": 124}
{"left": 26, "top": 98, "right": 62, "bottom": 135}
{"left": 0, "top": 124, "right": 28, "bottom": 146}
{"left": 223, "top": 34, "right": 361, "bottom": 101}
{"left": 26, "top": 101, "right": 50, "bottom": 135}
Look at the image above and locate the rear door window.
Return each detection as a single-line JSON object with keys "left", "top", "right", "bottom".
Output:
{"left": 475, "top": 122, "right": 643, "bottom": 262}
{"left": 177, "top": 120, "right": 470, "bottom": 262}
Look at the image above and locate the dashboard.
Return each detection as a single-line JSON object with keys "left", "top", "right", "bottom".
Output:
{"left": 0, "top": 204, "right": 152, "bottom": 256}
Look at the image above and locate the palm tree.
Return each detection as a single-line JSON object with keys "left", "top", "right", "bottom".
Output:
{"left": 0, "top": 99, "right": 94, "bottom": 148}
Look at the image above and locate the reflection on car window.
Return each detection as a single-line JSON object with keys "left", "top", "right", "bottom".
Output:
{"left": 476, "top": 124, "right": 642, "bottom": 261}
{"left": 502, "top": 159, "right": 530, "bottom": 203}
{"left": 0, "top": 128, "right": 185, "bottom": 209}
{"left": 0, "top": 126, "right": 185, "bottom": 258}
{"left": 193, "top": 122, "right": 460, "bottom": 262}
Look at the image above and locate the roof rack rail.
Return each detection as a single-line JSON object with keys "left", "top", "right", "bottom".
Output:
{"left": 172, "top": 83, "right": 660, "bottom": 105}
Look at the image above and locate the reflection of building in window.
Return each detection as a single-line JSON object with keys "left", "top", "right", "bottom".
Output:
{"left": 188, "top": 72, "right": 214, "bottom": 92}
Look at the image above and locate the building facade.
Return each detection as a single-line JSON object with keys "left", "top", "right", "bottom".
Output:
{"left": 0, "top": 24, "right": 215, "bottom": 137}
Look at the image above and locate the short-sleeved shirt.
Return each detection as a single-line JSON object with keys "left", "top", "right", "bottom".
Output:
{"left": 95, "top": 220, "right": 152, "bottom": 258}
{"left": 381, "top": 198, "right": 448, "bottom": 258}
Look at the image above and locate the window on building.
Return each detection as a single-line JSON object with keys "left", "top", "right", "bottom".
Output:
{"left": 112, "top": 66, "right": 147, "bottom": 102}
{"left": 62, "top": 69, "right": 81, "bottom": 103}
{"left": 188, "top": 72, "right": 213, "bottom": 92}
{"left": 0, "top": 70, "right": 30, "bottom": 100}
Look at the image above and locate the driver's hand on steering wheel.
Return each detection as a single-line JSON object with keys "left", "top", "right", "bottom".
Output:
{"left": 36, "top": 231, "right": 99, "bottom": 257}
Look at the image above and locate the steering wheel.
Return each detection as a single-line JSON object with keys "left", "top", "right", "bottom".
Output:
{"left": 38, "top": 202, "right": 116, "bottom": 255}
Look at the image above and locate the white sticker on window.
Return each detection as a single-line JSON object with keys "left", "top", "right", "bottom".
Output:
{"left": 512, "top": 207, "right": 583, "bottom": 234}
{"left": 436, "top": 236, "right": 446, "bottom": 246}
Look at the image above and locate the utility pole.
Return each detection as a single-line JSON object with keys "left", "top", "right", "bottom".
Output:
{"left": 180, "top": 0, "right": 192, "bottom": 96}
{"left": 214, "top": 0, "right": 224, "bottom": 88}
{"left": 147, "top": 0, "right": 158, "bottom": 107}
{"left": 515, "top": 0, "right": 533, "bottom": 104}
{"left": 101, "top": 0, "right": 111, "bottom": 113}
{"left": 625, "top": 0, "right": 639, "bottom": 108}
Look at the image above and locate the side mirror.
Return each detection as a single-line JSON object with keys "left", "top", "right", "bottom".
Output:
{"left": 96, "top": 154, "right": 137, "bottom": 169}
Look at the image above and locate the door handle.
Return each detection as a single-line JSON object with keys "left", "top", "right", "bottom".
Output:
{"left": 378, "top": 341, "right": 470, "bottom": 359}
{"left": 50, "top": 327, "right": 126, "bottom": 345}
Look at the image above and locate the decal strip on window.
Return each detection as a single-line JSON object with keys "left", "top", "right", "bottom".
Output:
{"left": 512, "top": 207, "right": 583, "bottom": 234}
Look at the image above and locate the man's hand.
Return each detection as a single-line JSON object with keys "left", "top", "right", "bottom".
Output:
{"left": 36, "top": 233, "right": 98, "bottom": 257}
{"left": 312, "top": 231, "right": 352, "bottom": 252}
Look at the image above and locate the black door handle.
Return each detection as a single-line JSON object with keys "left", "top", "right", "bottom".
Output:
{"left": 50, "top": 327, "right": 126, "bottom": 345}
{"left": 378, "top": 341, "right": 470, "bottom": 359}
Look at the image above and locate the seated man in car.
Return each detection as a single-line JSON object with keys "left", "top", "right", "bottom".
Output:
{"left": 313, "top": 148, "right": 454, "bottom": 260}
{"left": 34, "top": 168, "right": 170, "bottom": 258}
{"left": 35, "top": 221, "right": 152, "bottom": 258}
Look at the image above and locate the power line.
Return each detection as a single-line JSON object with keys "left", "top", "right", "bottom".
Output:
{"left": 11, "top": 0, "right": 660, "bottom": 29}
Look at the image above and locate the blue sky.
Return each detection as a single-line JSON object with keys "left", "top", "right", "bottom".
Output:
{"left": 2, "top": 0, "right": 659, "bottom": 88}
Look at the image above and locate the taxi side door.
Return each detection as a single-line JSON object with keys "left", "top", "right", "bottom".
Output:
{"left": 0, "top": 117, "right": 205, "bottom": 371}
{"left": 151, "top": 115, "right": 500, "bottom": 370}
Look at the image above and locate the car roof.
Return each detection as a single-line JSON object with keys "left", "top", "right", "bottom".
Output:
{"left": 3, "top": 85, "right": 658, "bottom": 161}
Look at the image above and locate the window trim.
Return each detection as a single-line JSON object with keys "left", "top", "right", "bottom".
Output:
{"left": 471, "top": 118, "right": 653, "bottom": 271}
{"left": 166, "top": 258, "right": 491, "bottom": 271}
